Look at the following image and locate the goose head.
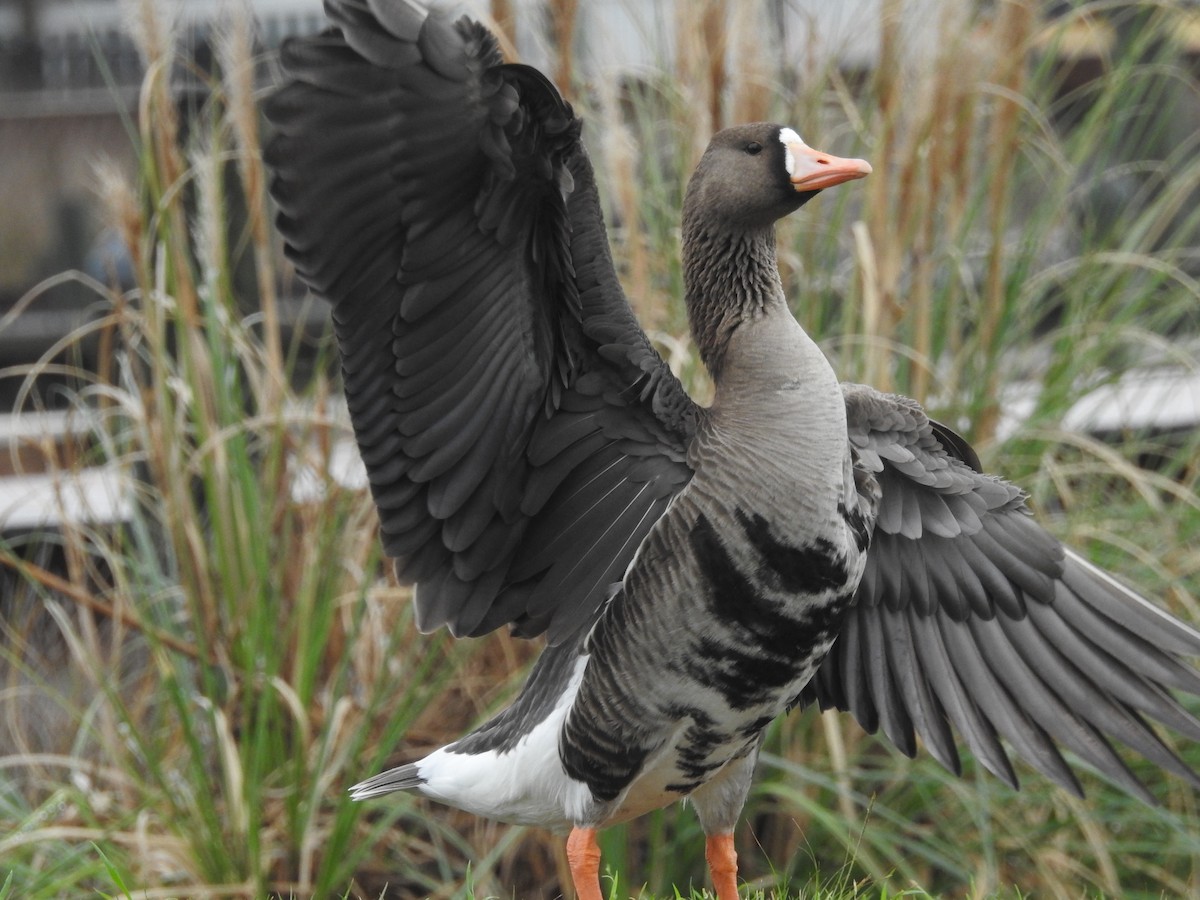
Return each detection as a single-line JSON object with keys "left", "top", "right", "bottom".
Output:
{"left": 683, "top": 123, "right": 871, "bottom": 232}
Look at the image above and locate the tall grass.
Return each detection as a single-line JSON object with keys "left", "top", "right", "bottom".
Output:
{"left": 0, "top": 0, "right": 1197, "bottom": 898}
{"left": 0, "top": 2, "right": 512, "bottom": 896}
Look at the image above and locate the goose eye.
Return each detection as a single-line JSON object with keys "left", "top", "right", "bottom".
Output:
{"left": 745, "top": 141, "right": 763, "bottom": 156}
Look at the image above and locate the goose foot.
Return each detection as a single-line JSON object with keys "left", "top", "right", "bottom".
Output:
{"left": 705, "top": 832, "right": 739, "bottom": 900}
{"left": 566, "top": 826, "right": 603, "bottom": 900}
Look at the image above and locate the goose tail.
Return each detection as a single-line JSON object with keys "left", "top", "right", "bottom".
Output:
{"left": 349, "top": 763, "right": 425, "bottom": 801}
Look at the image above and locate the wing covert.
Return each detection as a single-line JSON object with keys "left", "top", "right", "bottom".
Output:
{"left": 265, "top": 1, "right": 697, "bottom": 641}
{"left": 799, "top": 384, "right": 1200, "bottom": 802}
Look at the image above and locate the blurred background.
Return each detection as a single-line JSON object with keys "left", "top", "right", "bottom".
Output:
{"left": 0, "top": 1, "right": 1198, "bottom": 897}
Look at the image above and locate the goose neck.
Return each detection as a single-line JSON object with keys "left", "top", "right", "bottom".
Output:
{"left": 683, "top": 219, "right": 787, "bottom": 380}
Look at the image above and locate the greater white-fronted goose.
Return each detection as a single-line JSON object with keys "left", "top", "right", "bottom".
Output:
{"left": 264, "top": 2, "right": 1200, "bottom": 897}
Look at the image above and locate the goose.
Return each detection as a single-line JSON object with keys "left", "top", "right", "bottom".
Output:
{"left": 264, "top": 2, "right": 1200, "bottom": 897}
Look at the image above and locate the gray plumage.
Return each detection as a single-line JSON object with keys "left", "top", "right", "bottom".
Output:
{"left": 263, "top": 0, "right": 1200, "bottom": 889}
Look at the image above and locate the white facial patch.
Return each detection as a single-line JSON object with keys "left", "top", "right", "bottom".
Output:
{"left": 779, "top": 127, "right": 807, "bottom": 175}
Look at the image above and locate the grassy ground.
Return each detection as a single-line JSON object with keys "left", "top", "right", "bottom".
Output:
{"left": 1, "top": 0, "right": 1199, "bottom": 897}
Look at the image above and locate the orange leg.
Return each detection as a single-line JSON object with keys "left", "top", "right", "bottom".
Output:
{"left": 705, "top": 832, "right": 739, "bottom": 900}
{"left": 566, "top": 826, "right": 603, "bottom": 900}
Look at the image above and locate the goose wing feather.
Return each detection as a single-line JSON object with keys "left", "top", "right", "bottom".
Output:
{"left": 800, "top": 383, "right": 1200, "bottom": 799}
{"left": 265, "top": 0, "right": 696, "bottom": 642}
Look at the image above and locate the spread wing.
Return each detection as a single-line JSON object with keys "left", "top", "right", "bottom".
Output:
{"left": 799, "top": 383, "right": 1200, "bottom": 802}
{"left": 264, "top": 0, "right": 697, "bottom": 642}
